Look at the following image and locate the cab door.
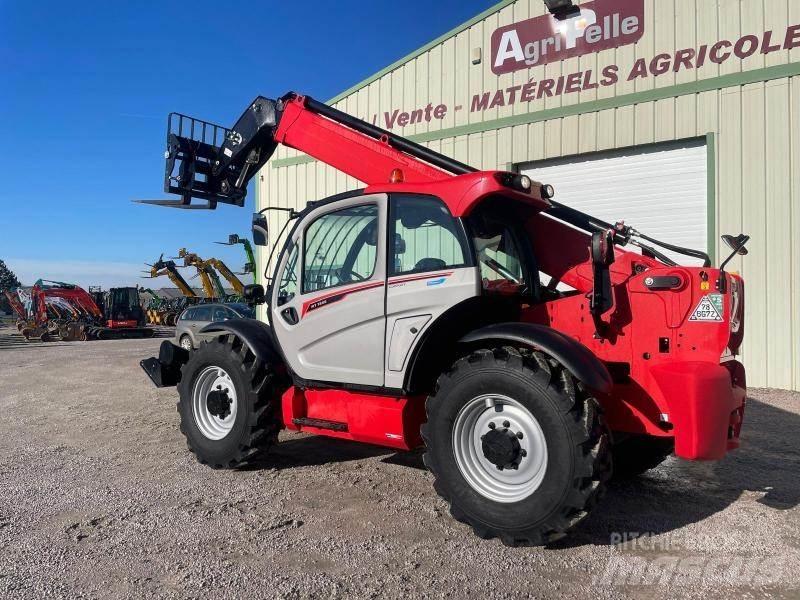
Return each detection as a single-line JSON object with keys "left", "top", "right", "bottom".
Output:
{"left": 271, "top": 194, "right": 387, "bottom": 386}
{"left": 384, "top": 194, "right": 480, "bottom": 389}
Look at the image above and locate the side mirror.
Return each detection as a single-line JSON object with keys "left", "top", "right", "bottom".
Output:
{"left": 718, "top": 233, "right": 750, "bottom": 292}
{"left": 252, "top": 213, "right": 269, "bottom": 246}
{"left": 722, "top": 234, "right": 749, "bottom": 256}
{"left": 243, "top": 284, "right": 265, "bottom": 305}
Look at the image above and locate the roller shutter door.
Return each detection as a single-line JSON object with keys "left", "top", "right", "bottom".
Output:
{"left": 519, "top": 140, "right": 708, "bottom": 265}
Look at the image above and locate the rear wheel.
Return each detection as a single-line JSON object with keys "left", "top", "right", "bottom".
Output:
{"left": 611, "top": 434, "right": 673, "bottom": 478}
{"left": 422, "top": 347, "right": 611, "bottom": 546}
{"left": 177, "top": 335, "right": 281, "bottom": 468}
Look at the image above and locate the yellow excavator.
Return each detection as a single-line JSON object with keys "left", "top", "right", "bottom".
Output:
{"left": 142, "top": 255, "right": 198, "bottom": 325}
{"left": 175, "top": 248, "right": 246, "bottom": 301}
{"left": 174, "top": 249, "right": 226, "bottom": 299}
{"left": 202, "top": 257, "right": 246, "bottom": 299}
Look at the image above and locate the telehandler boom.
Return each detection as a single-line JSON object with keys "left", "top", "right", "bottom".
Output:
{"left": 139, "top": 92, "right": 748, "bottom": 546}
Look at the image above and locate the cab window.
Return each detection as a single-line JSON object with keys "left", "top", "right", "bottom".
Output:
{"left": 277, "top": 243, "right": 299, "bottom": 306}
{"left": 303, "top": 204, "right": 378, "bottom": 293}
{"left": 389, "top": 195, "right": 469, "bottom": 275}
{"left": 467, "top": 204, "right": 536, "bottom": 297}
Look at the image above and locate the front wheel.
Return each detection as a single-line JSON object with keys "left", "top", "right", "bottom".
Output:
{"left": 422, "top": 347, "right": 611, "bottom": 546}
{"left": 177, "top": 335, "right": 281, "bottom": 468}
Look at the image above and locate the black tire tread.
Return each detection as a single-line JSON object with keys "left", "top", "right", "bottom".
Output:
{"left": 421, "top": 346, "right": 612, "bottom": 546}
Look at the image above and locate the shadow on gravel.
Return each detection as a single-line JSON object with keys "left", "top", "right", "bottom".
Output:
{"left": 554, "top": 397, "right": 800, "bottom": 548}
{"left": 243, "top": 435, "right": 394, "bottom": 471}
{"left": 237, "top": 397, "right": 799, "bottom": 547}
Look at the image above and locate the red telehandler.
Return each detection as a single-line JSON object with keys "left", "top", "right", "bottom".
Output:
{"left": 139, "top": 93, "right": 749, "bottom": 545}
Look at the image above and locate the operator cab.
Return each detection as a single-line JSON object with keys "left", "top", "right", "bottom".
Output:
{"left": 252, "top": 187, "right": 551, "bottom": 390}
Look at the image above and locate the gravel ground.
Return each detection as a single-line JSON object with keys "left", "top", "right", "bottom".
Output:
{"left": 1, "top": 327, "right": 799, "bottom": 599}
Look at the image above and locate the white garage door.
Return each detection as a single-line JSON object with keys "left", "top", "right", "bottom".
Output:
{"left": 519, "top": 140, "right": 708, "bottom": 265}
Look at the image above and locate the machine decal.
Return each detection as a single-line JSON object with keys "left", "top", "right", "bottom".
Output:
{"left": 301, "top": 281, "right": 385, "bottom": 317}
{"left": 388, "top": 271, "right": 453, "bottom": 287}
{"left": 689, "top": 294, "right": 724, "bottom": 322}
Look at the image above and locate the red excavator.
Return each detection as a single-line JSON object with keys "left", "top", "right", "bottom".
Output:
{"left": 6, "top": 280, "right": 153, "bottom": 341}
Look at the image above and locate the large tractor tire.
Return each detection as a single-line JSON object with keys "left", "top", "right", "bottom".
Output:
{"left": 422, "top": 347, "right": 611, "bottom": 546}
{"left": 611, "top": 434, "right": 674, "bottom": 478}
{"left": 177, "top": 334, "right": 281, "bottom": 469}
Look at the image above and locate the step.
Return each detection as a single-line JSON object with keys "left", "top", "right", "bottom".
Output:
{"left": 292, "top": 417, "right": 348, "bottom": 432}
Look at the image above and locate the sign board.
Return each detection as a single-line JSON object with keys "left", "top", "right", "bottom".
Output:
{"left": 490, "top": 0, "right": 645, "bottom": 75}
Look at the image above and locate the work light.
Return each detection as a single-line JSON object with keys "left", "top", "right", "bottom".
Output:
{"left": 543, "top": 0, "right": 581, "bottom": 20}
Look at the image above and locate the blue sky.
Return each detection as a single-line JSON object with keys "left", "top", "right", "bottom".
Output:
{"left": 0, "top": 0, "right": 491, "bottom": 288}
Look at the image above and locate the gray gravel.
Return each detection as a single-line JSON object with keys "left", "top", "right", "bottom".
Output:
{"left": 1, "top": 328, "right": 799, "bottom": 599}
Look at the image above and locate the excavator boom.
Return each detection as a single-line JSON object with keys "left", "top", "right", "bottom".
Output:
{"left": 145, "top": 256, "right": 198, "bottom": 299}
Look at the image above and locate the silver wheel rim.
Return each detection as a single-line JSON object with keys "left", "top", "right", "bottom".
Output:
{"left": 180, "top": 336, "right": 192, "bottom": 351}
{"left": 191, "top": 366, "right": 238, "bottom": 440}
{"left": 452, "top": 394, "right": 548, "bottom": 503}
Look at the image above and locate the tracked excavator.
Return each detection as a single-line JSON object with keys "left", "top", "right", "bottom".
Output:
{"left": 7, "top": 280, "right": 152, "bottom": 340}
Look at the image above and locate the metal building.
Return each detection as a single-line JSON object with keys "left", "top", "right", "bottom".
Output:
{"left": 257, "top": 0, "right": 800, "bottom": 390}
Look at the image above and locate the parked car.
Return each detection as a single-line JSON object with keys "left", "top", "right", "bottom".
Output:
{"left": 175, "top": 302, "right": 254, "bottom": 351}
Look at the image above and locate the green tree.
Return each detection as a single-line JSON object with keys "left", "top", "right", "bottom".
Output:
{"left": 0, "top": 259, "right": 21, "bottom": 315}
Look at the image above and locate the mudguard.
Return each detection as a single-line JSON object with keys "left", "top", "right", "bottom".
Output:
{"left": 140, "top": 340, "right": 190, "bottom": 388}
{"left": 200, "top": 318, "right": 283, "bottom": 365}
{"left": 459, "top": 322, "right": 612, "bottom": 394}
{"left": 140, "top": 319, "right": 283, "bottom": 388}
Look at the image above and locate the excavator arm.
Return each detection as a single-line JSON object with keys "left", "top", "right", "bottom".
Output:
{"left": 205, "top": 259, "right": 244, "bottom": 295}
{"left": 4, "top": 290, "right": 27, "bottom": 320}
{"left": 145, "top": 257, "right": 198, "bottom": 299}
{"left": 175, "top": 249, "right": 225, "bottom": 299}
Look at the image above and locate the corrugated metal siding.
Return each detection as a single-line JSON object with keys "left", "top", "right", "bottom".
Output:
{"left": 258, "top": 0, "right": 800, "bottom": 390}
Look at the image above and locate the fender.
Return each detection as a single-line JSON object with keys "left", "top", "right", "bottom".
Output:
{"left": 200, "top": 318, "right": 283, "bottom": 365}
{"left": 140, "top": 319, "right": 284, "bottom": 388}
{"left": 459, "top": 322, "right": 612, "bottom": 394}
